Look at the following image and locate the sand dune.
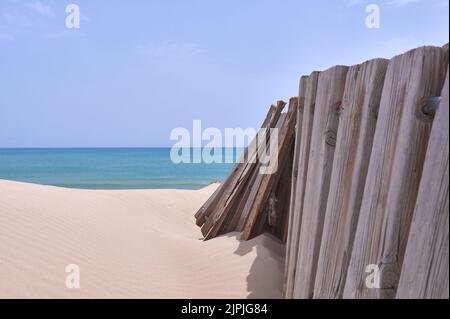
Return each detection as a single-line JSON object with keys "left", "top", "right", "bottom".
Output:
{"left": 0, "top": 179, "right": 284, "bottom": 298}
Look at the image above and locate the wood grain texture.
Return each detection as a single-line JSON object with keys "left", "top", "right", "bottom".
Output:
{"left": 201, "top": 102, "right": 285, "bottom": 239}
{"left": 195, "top": 180, "right": 227, "bottom": 226}
{"left": 235, "top": 112, "right": 288, "bottom": 233}
{"left": 284, "top": 76, "right": 308, "bottom": 294}
{"left": 230, "top": 159, "right": 261, "bottom": 232}
{"left": 240, "top": 100, "right": 298, "bottom": 240}
{"left": 396, "top": 68, "right": 449, "bottom": 299}
{"left": 284, "top": 72, "right": 320, "bottom": 298}
{"left": 252, "top": 123, "right": 295, "bottom": 240}
{"left": 376, "top": 47, "right": 448, "bottom": 299}
{"left": 313, "top": 59, "right": 388, "bottom": 299}
{"left": 343, "top": 46, "right": 448, "bottom": 299}
{"left": 267, "top": 99, "right": 297, "bottom": 242}
{"left": 292, "top": 65, "right": 349, "bottom": 299}
{"left": 193, "top": 44, "right": 448, "bottom": 299}
{"left": 195, "top": 104, "right": 280, "bottom": 227}
{"left": 271, "top": 142, "right": 295, "bottom": 242}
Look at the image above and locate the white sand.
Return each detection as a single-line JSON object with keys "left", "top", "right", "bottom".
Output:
{"left": 0, "top": 179, "right": 284, "bottom": 299}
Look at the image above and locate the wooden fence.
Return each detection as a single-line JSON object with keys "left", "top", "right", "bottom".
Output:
{"left": 195, "top": 44, "right": 449, "bottom": 299}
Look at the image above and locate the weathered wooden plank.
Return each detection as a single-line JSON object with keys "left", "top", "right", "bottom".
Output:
{"left": 283, "top": 77, "right": 308, "bottom": 293}
{"left": 285, "top": 72, "right": 320, "bottom": 299}
{"left": 292, "top": 65, "right": 349, "bottom": 299}
{"left": 220, "top": 113, "right": 285, "bottom": 234}
{"left": 236, "top": 109, "right": 290, "bottom": 236}
{"left": 200, "top": 102, "right": 283, "bottom": 235}
{"left": 253, "top": 109, "right": 296, "bottom": 240}
{"left": 195, "top": 104, "right": 281, "bottom": 227}
{"left": 227, "top": 158, "right": 262, "bottom": 232}
{"left": 396, "top": 68, "right": 449, "bottom": 299}
{"left": 244, "top": 112, "right": 298, "bottom": 240}
{"left": 202, "top": 101, "right": 285, "bottom": 240}
{"left": 240, "top": 99, "right": 298, "bottom": 240}
{"left": 313, "top": 58, "right": 389, "bottom": 299}
{"left": 376, "top": 47, "right": 448, "bottom": 299}
{"left": 195, "top": 181, "right": 228, "bottom": 226}
{"left": 285, "top": 72, "right": 319, "bottom": 298}
{"left": 272, "top": 142, "right": 295, "bottom": 242}
{"left": 249, "top": 120, "right": 295, "bottom": 240}
{"left": 285, "top": 79, "right": 307, "bottom": 242}
{"left": 343, "top": 46, "right": 448, "bottom": 299}
{"left": 235, "top": 112, "right": 288, "bottom": 233}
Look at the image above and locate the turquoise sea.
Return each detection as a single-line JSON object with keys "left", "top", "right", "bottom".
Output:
{"left": 0, "top": 148, "right": 243, "bottom": 190}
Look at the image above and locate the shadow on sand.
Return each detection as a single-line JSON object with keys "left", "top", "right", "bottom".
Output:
{"left": 220, "top": 232, "right": 286, "bottom": 299}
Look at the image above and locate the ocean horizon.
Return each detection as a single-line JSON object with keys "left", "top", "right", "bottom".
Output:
{"left": 0, "top": 148, "right": 244, "bottom": 190}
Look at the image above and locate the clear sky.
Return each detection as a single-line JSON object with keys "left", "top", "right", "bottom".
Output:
{"left": 0, "top": 0, "right": 448, "bottom": 147}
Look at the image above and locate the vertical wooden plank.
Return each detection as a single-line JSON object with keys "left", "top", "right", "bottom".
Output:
{"left": 292, "top": 65, "right": 349, "bottom": 299}
{"left": 397, "top": 68, "right": 449, "bottom": 299}
{"left": 313, "top": 59, "right": 388, "bottom": 298}
{"left": 377, "top": 47, "right": 448, "bottom": 298}
{"left": 285, "top": 72, "right": 320, "bottom": 298}
{"left": 344, "top": 46, "right": 448, "bottom": 299}
{"left": 284, "top": 76, "right": 308, "bottom": 293}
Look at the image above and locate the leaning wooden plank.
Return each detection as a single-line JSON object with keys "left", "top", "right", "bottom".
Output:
{"left": 250, "top": 140, "right": 294, "bottom": 240}
{"left": 285, "top": 72, "right": 320, "bottom": 299}
{"left": 343, "top": 45, "right": 448, "bottom": 299}
{"left": 292, "top": 65, "right": 349, "bottom": 299}
{"left": 199, "top": 102, "right": 282, "bottom": 234}
{"left": 204, "top": 105, "right": 286, "bottom": 238}
{"left": 195, "top": 140, "right": 256, "bottom": 227}
{"left": 397, "top": 68, "right": 449, "bottom": 299}
{"left": 226, "top": 157, "right": 262, "bottom": 232}
{"left": 285, "top": 87, "right": 306, "bottom": 237}
{"left": 202, "top": 101, "right": 286, "bottom": 239}
{"left": 233, "top": 112, "right": 287, "bottom": 233}
{"left": 313, "top": 59, "right": 388, "bottom": 299}
{"left": 222, "top": 113, "right": 286, "bottom": 233}
{"left": 243, "top": 111, "right": 292, "bottom": 239}
{"left": 284, "top": 77, "right": 307, "bottom": 290}
{"left": 287, "top": 80, "right": 308, "bottom": 238}
{"left": 195, "top": 181, "right": 227, "bottom": 226}
{"left": 268, "top": 137, "right": 295, "bottom": 241}
{"left": 195, "top": 104, "right": 280, "bottom": 227}
{"left": 240, "top": 100, "right": 298, "bottom": 240}
{"left": 252, "top": 106, "right": 296, "bottom": 239}
{"left": 235, "top": 111, "right": 289, "bottom": 233}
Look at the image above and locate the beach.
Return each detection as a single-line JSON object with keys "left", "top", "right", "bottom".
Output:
{"left": 0, "top": 179, "right": 284, "bottom": 299}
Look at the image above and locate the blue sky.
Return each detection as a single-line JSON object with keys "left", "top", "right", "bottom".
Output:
{"left": 0, "top": 0, "right": 448, "bottom": 147}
